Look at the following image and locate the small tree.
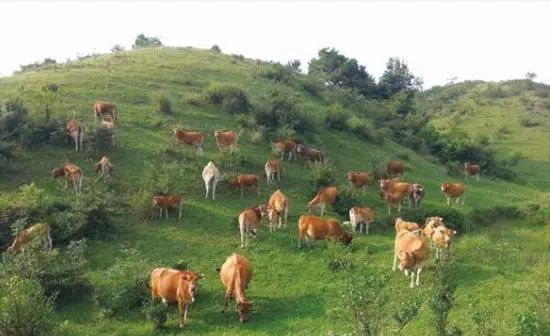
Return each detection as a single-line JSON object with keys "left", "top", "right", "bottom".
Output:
{"left": 286, "top": 59, "right": 301, "bottom": 72}
{"left": 158, "top": 94, "right": 172, "bottom": 114}
{"left": 430, "top": 254, "right": 461, "bottom": 336}
{"left": 525, "top": 72, "right": 537, "bottom": 81}
{"left": 210, "top": 44, "right": 222, "bottom": 53}
{"left": 132, "top": 33, "right": 162, "bottom": 49}
{"left": 111, "top": 44, "right": 125, "bottom": 53}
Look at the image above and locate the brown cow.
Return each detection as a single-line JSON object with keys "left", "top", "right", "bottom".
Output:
{"left": 423, "top": 216, "right": 444, "bottom": 247}
{"left": 52, "top": 162, "right": 83, "bottom": 194}
{"left": 150, "top": 268, "right": 203, "bottom": 328}
{"left": 394, "top": 217, "right": 420, "bottom": 234}
{"left": 379, "top": 179, "right": 411, "bottom": 214}
{"left": 265, "top": 159, "right": 283, "bottom": 185}
{"left": 431, "top": 224, "right": 457, "bottom": 260}
{"left": 393, "top": 222, "right": 429, "bottom": 288}
{"left": 267, "top": 190, "right": 289, "bottom": 231}
{"left": 440, "top": 183, "right": 465, "bottom": 206}
{"left": 93, "top": 101, "right": 117, "bottom": 123}
{"left": 94, "top": 156, "right": 113, "bottom": 182}
{"left": 296, "top": 144, "right": 325, "bottom": 164}
{"left": 298, "top": 215, "right": 352, "bottom": 248}
{"left": 173, "top": 128, "right": 205, "bottom": 155}
{"left": 214, "top": 129, "right": 239, "bottom": 153}
{"left": 349, "top": 206, "right": 375, "bottom": 234}
{"left": 348, "top": 172, "right": 369, "bottom": 194}
{"left": 464, "top": 162, "right": 481, "bottom": 181}
{"left": 228, "top": 174, "right": 260, "bottom": 197}
{"left": 386, "top": 160, "right": 405, "bottom": 177}
{"left": 152, "top": 196, "right": 183, "bottom": 219}
{"left": 272, "top": 139, "right": 297, "bottom": 160}
{"left": 409, "top": 183, "right": 426, "bottom": 208}
{"left": 220, "top": 253, "right": 253, "bottom": 323}
{"left": 239, "top": 204, "right": 268, "bottom": 248}
{"left": 7, "top": 223, "right": 52, "bottom": 253}
{"left": 66, "top": 118, "right": 84, "bottom": 152}
{"left": 308, "top": 186, "right": 338, "bottom": 217}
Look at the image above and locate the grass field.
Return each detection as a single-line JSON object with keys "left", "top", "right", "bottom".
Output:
{"left": 0, "top": 48, "right": 548, "bottom": 335}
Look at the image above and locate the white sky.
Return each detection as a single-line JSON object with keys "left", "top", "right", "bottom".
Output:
{"left": 1, "top": 1, "right": 549, "bottom": 88}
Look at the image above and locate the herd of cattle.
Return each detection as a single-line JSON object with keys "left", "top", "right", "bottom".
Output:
{"left": 4, "top": 100, "right": 484, "bottom": 327}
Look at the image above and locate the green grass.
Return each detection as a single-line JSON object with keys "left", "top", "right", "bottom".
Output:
{"left": 1, "top": 48, "right": 548, "bottom": 335}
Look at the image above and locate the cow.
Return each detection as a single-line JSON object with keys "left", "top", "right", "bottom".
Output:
{"left": 150, "top": 268, "right": 203, "bottom": 328}
{"left": 307, "top": 186, "right": 338, "bottom": 217}
{"left": 409, "top": 183, "right": 426, "bottom": 208}
{"left": 431, "top": 224, "right": 457, "bottom": 260}
{"left": 386, "top": 160, "right": 405, "bottom": 177}
{"left": 349, "top": 206, "right": 375, "bottom": 234}
{"left": 379, "top": 190, "right": 406, "bottom": 214}
{"left": 423, "top": 216, "right": 444, "bottom": 248}
{"left": 440, "top": 183, "right": 465, "bottom": 206}
{"left": 220, "top": 253, "right": 253, "bottom": 323}
{"left": 265, "top": 159, "right": 283, "bottom": 185}
{"left": 202, "top": 161, "right": 221, "bottom": 200}
{"left": 214, "top": 129, "right": 239, "bottom": 153}
{"left": 151, "top": 195, "right": 183, "bottom": 219}
{"left": 94, "top": 156, "right": 113, "bottom": 182}
{"left": 52, "top": 162, "right": 83, "bottom": 194}
{"left": 267, "top": 190, "right": 289, "bottom": 231}
{"left": 393, "top": 221, "right": 429, "bottom": 288}
{"left": 394, "top": 217, "right": 420, "bottom": 233}
{"left": 296, "top": 144, "right": 325, "bottom": 164}
{"left": 7, "top": 223, "right": 52, "bottom": 253}
{"left": 238, "top": 204, "right": 268, "bottom": 248}
{"left": 464, "top": 162, "right": 481, "bottom": 181}
{"left": 298, "top": 215, "right": 352, "bottom": 248}
{"left": 228, "top": 174, "right": 260, "bottom": 197}
{"left": 347, "top": 172, "right": 369, "bottom": 194}
{"left": 272, "top": 139, "right": 297, "bottom": 160}
{"left": 93, "top": 101, "right": 117, "bottom": 123}
{"left": 379, "top": 179, "right": 411, "bottom": 214}
{"left": 173, "top": 128, "right": 205, "bottom": 155}
{"left": 66, "top": 118, "right": 84, "bottom": 152}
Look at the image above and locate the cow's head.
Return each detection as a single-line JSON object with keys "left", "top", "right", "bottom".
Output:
{"left": 237, "top": 300, "right": 253, "bottom": 323}
{"left": 256, "top": 204, "right": 268, "bottom": 217}
{"left": 214, "top": 129, "right": 223, "bottom": 137}
{"left": 340, "top": 232, "right": 353, "bottom": 246}
{"left": 464, "top": 161, "right": 470, "bottom": 169}
{"left": 51, "top": 167, "right": 65, "bottom": 179}
{"left": 440, "top": 183, "right": 450, "bottom": 192}
{"left": 379, "top": 179, "right": 391, "bottom": 190}
{"left": 296, "top": 144, "right": 305, "bottom": 154}
{"left": 179, "top": 271, "right": 203, "bottom": 303}
{"left": 347, "top": 172, "right": 355, "bottom": 182}
{"left": 425, "top": 216, "right": 444, "bottom": 229}
{"left": 442, "top": 228, "right": 457, "bottom": 248}
{"left": 172, "top": 128, "right": 180, "bottom": 136}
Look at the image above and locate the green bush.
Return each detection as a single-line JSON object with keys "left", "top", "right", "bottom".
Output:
{"left": 259, "top": 63, "right": 295, "bottom": 83}
{"left": 309, "top": 162, "right": 337, "bottom": 193}
{"left": 346, "top": 116, "right": 382, "bottom": 143}
{"left": 144, "top": 298, "right": 170, "bottom": 330}
{"left": 324, "top": 105, "right": 349, "bottom": 131}
{"left": 519, "top": 117, "right": 540, "bottom": 128}
{"left": 333, "top": 189, "right": 359, "bottom": 218}
{"left": 158, "top": 94, "right": 172, "bottom": 114}
{"left": 129, "top": 191, "right": 155, "bottom": 220}
{"left": 89, "top": 127, "right": 115, "bottom": 151}
{"left": 0, "top": 276, "right": 56, "bottom": 336}
{"left": 206, "top": 83, "right": 250, "bottom": 114}
{"left": 19, "top": 119, "right": 64, "bottom": 148}
{"left": 468, "top": 205, "right": 524, "bottom": 229}
{"left": 210, "top": 44, "right": 222, "bottom": 53}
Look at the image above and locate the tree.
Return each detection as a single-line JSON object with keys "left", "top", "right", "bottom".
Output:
{"left": 378, "top": 57, "right": 422, "bottom": 98}
{"left": 111, "top": 44, "right": 125, "bottom": 53}
{"left": 132, "top": 34, "right": 162, "bottom": 49}
{"left": 286, "top": 59, "right": 301, "bottom": 72}
{"left": 525, "top": 72, "right": 537, "bottom": 81}
{"left": 308, "top": 48, "right": 377, "bottom": 98}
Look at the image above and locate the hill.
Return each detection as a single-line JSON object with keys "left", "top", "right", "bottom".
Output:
{"left": 0, "top": 48, "right": 548, "bottom": 336}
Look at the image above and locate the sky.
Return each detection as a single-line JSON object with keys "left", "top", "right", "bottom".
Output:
{"left": 1, "top": 1, "right": 549, "bottom": 88}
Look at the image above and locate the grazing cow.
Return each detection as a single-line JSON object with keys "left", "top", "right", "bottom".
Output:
{"left": 409, "top": 183, "right": 426, "bottom": 208}
{"left": 228, "top": 174, "right": 260, "bottom": 197}
{"left": 298, "top": 215, "right": 352, "bottom": 248}
{"left": 150, "top": 268, "right": 203, "bottom": 328}
{"left": 7, "top": 223, "right": 52, "bottom": 253}
{"left": 386, "top": 160, "right": 405, "bottom": 177}
{"left": 202, "top": 161, "right": 221, "bottom": 200}
{"left": 464, "top": 162, "right": 481, "bottom": 181}
{"left": 393, "top": 222, "right": 429, "bottom": 288}
{"left": 296, "top": 144, "right": 325, "bottom": 164}
{"left": 440, "top": 183, "right": 465, "bottom": 206}
{"left": 272, "top": 139, "right": 297, "bottom": 160}
{"left": 379, "top": 179, "right": 410, "bottom": 214}
{"left": 66, "top": 118, "right": 84, "bottom": 152}
{"left": 349, "top": 206, "right": 375, "bottom": 234}
{"left": 431, "top": 224, "right": 457, "bottom": 260}
{"left": 152, "top": 196, "right": 183, "bottom": 219}
{"left": 52, "top": 162, "right": 83, "bottom": 194}
{"left": 220, "top": 254, "right": 253, "bottom": 323}
{"left": 238, "top": 204, "right": 268, "bottom": 248}
{"left": 267, "top": 190, "right": 289, "bottom": 231}
{"left": 423, "top": 216, "right": 444, "bottom": 247}
{"left": 94, "top": 156, "right": 113, "bottom": 182}
{"left": 214, "top": 129, "right": 239, "bottom": 153}
{"left": 347, "top": 172, "right": 369, "bottom": 194}
{"left": 93, "top": 101, "right": 117, "bottom": 123}
{"left": 265, "top": 159, "right": 283, "bottom": 185}
{"left": 379, "top": 190, "right": 407, "bottom": 214}
{"left": 308, "top": 186, "right": 338, "bottom": 217}
{"left": 394, "top": 217, "right": 420, "bottom": 233}
{"left": 173, "top": 128, "right": 205, "bottom": 155}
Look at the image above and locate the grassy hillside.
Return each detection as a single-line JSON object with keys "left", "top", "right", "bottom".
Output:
{"left": 0, "top": 48, "right": 548, "bottom": 336}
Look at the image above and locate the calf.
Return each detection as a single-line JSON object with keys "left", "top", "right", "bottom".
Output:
{"left": 202, "top": 161, "right": 221, "bottom": 200}
{"left": 409, "top": 183, "right": 426, "bottom": 208}
{"left": 464, "top": 161, "right": 481, "bottom": 181}
{"left": 441, "top": 183, "right": 465, "bottom": 206}
{"left": 214, "top": 129, "right": 239, "bottom": 153}
{"left": 267, "top": 189, "right": 289, "bottom": 231}
{"left": 94, "top": 101, "right": 117, "bottom": 123}
{"left": 238, "top": 205, "right": 268, "bottom": 248}
{"left": 423, "top": 216, "right": 444, "bottom": 247}
{"left": 94, "top": 156, "right": 113, "bottom": 182}
{"left": 394, "top": 217, "right": 420, "bottom": 233}
{"left": 66, "top": 118, "right": 84, "bottom": 152}
{"left": 431, "top": 224, "right": 457, "bottom": 260}
{"left": 347, "top": 172, "right": 369, "bottom": 194}
{"left": 307, "top": 186, "right": 338, "bottom": 217}
{"left": 150, "top": 268, "right": 203, "bottom": 328}
{"left": 349, "top": 206, "right": 375, "bottom": 234}
{"left": 228, "top": 174, "right": 260, "bottom": 197}
{"left": 52, "top": 162, "right": 83, "bottom": 194}
{"left": 272, "top": 139, "right": 297, "bottom": 160}
{"left": 298, "top": 215, "right": 352, "bottom": 248}
{"left": 296, "top": 144, "right": 325, "bottom": 164}
{"left": 173, "top": 128, "right": 205, "bottom": 155}
{"left": 220, "top": 254, "right": 253, "bottom": 323}
{"left": 7, "top": 223, "right": 52, "bottom": 253}
{"left": 265, "top": 159, "right": 283, "bottom": 185}
{"left": 152, "top": 196, "right": 183, "bottom": 219}
{"left": 393, "top": 224, "right": 429, "bottom": 288}
{"left": 386, "top": 160, "right": 405, "bottom": 177}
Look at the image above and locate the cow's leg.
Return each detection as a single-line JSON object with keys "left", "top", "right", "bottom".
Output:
{"left": 178, "top": 301, "right": 187, "bottom": 328}
{"left": 446, "top": 197, "right": 451, "bottom": 206}
{"left": 204, "top": 180, "right": 209, "bottom": 199}
{"left": 222, "top": 292, "right": 230, "bottom": 314}
{"left": 366, "top": 221, "right": 370, "bottom": 235}
{"left": 393, "top": 253, "right": 398, "bottom": 271}
{"left": 278, "top": 214, "right": 283, "bottom": 229}
{"left": 240, "top": 186, "right": 244, "bottom": 197}
{"left": 178, "top": 201, "right": 183, "bottom": 219}
{"left": 212, "top": 180, "right": 218, "bottom": 200}
{"left": 283, "top": 206, "right": 288, "bottom": 227}
{"left": 410, "top": 271, "right": 415, "bottom": 288}
{"left": 416, "top": 266, "right": 422, "bottom": 287}
{"left": 387, "top": 203, "right": 392, "bottom": 215}
{"left": 320, "top": 204, "right": 325, "bottom": 217}
{"left": 240, "top": 222, "right": 246, "bottom": 249}
{"left": 256, "top": 184, "right": 260, "bottom": 197}
{"left": 476, "top": 174, "right": 480, "bottom": 182}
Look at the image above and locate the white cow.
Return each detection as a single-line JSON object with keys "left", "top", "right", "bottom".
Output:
{"left": 202, "top": 161, "right": 221, "bottom": 200}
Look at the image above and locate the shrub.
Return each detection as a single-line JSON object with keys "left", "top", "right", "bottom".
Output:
{"left": 346, "top": 116, "right": 382, "bottom": 143}
{"left": 89, "top": 127, "right": 115, "bottom": 151}
{"left": 299, "top": 77, "right": 324, "bottom": 96}
{"left": 309, "top": 162, "right": 337, "bottom": 192}
{"left": 0, "top": 141, "right": 14, "bottom": 162}
{"left": 468, "top": 205, "right": 523, "bottom": 229}
{"left": 515, "top": 312, "right": 541, "bottom": 336}
{"left": 128, "top": 191, "right": 155, "bottom": 220}
{"left": 324, "top": 105, "right": 349, "bottom": 131}
{"left": 186, "top": 93, "right": 206, "bottom": 106}
{"left": 405, "top": 207, "right": 466, "bottom": 232}
{"left": 324, "top": 242, "right": 353, "bottom": 271}
{"left": 210, "top": 44, "right": 222, "bottom": 53}
{"left": 144, "top": 298, "right": 170, "bottom": 330}
{"left": 0, "top": 99, "right": 28, "bottom": 141}
{"left": 250, "top": 129, "right": 265, "bottom": 144}
{"left": 19, "top": 119, "right": 64, "bottom": 148}
{"left": 0, "top": 276, "right": 56, "bottom": 336}
{"left": 431, "top": 256, "right": 460, "bottom": 336}
{"left": 524, "top": 203, "right": 545, "bottom": 224}
{"left": 519, "top": 117, "right": 540, "bottom": 128}
{"left": 259, "top": 63, "right": 295, "bottom": 83}
{"left": 333, "top": 189, "right": 359, "bottom": 218}
{"left": 206, "top": 83, "right": 250, "bottom": 114}
{"left": 158, "top": 94, "right": 171, "bottom": 114}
